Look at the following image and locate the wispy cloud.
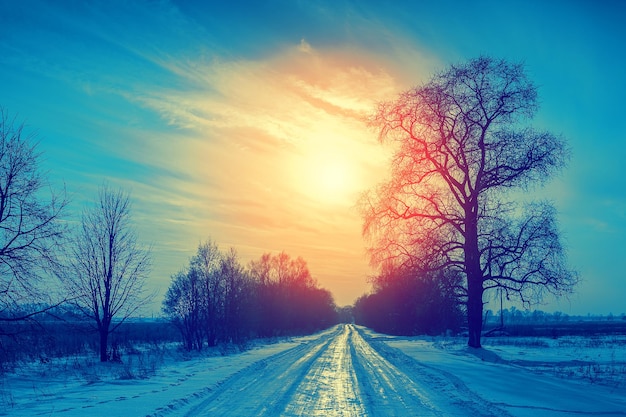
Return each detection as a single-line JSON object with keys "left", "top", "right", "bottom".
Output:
{"left": 0, "top": 0, "right": 437, "bottom": 305}
{"left": 122, "top": 38, "right": 416, "bottom": 299}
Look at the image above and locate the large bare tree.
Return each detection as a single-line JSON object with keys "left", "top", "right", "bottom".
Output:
{"left": 66, "top": 185, "right": 152, "bottom": 361}
{"left": 361, "top": 57, "right": 577, "bottom": 347}
{"left": 0, "top": 109, "right": 67, "bottom": 328}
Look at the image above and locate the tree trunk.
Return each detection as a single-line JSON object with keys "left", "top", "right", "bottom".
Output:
{"left": 465, "top": 209, "right": 484, "bottom": 348}
{"left": 99, "top": 328, "right": 109, "bottom": 362}
{"left": 467, "top": 276, "right": 484, "bottom": 348}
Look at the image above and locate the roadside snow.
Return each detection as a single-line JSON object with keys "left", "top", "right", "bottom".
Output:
{"left": 379, "top": 331, "right": 626, "bottom": 417}
{"left": 0, "top": 331, "right": 334, "bottom": 416}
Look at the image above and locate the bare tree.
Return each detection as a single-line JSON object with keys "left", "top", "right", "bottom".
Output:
{"left": 248, "top": 252, "right": 324, "bottom": 334}
{"left": 0, "top": 109, "right": 67, "bottom": 328}
{"left": 163, "top": 240, "right": 251, "bottom": 349}
{"left": 162, "top": 239, "right": 222, "bottom": 350}
{"left": 193, "top": 239, "right": 223, "bottom": 347}
{"left": 248, "top": 251, "right": 316, "bottom": 288}
{"left": 219, "top": 248, "right": 252, "bottom": 344}
{"left": 65, "top": 185, "right": 152, "bottom": 361}
{"left": 163, "top": 268, "right": 204, "bottom": 351}
{"left": 361, "top": 57, "right": 577, "bottom": 347}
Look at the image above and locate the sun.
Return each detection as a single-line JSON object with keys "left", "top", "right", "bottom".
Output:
{"left": 316, "top": 156, "right": 351, "bottom": 195}
{"left": 299, "top": 150, "right": 357, "bottom": 205}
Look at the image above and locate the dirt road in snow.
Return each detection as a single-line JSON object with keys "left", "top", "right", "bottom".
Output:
{"left": 183, "top": 324, "right": 509, "bottom": 416}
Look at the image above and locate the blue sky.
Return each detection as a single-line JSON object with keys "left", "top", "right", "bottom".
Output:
{"left": 1, "top": 0, "right": 625, "bottom": 314}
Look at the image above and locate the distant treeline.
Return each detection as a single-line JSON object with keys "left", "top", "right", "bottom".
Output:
{"left": 485, "top": 321, "right": 626, "bottom": 338}
{"left": 483, "top": 307, "right": 626, "bottom": 337}
{"left": 484, "top": 307, "right": 626, "bottom": 325}
{"left": 162, "top": 241, "right": 338, "bottom": 351}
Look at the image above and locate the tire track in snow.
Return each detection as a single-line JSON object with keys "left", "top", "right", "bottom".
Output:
{"left": 349, "top": 325, "right": 445, "bottom": 416}
{"left": 181, "top": 326, "right": 341, "bottom": 416}
{"left": 174, "top": 324, "right": 510, "bottom": 416}
{"left": 357, "top": 328, "right": 512, "bottom": 417}
{"left": 282, "top": 325, "right": 365, "bottom": 416}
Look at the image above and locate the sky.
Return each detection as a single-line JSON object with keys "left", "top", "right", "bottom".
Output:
{"left": 0, "top": 0, "right": 625, "bottom": 315}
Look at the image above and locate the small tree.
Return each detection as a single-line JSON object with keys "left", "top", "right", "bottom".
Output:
{"left": 0, "top": 109, "right": 67, "bottom": 329}
{"left": 361, "top": 57, "right": 577, "bottom": 347}
{"left": 162, "top": 268, "right": 204, "bottom": 351}
{"left": 219, "top": 248, "right": 253, "bottom": 343}
{"left": 193, "top": 240, "right": 223, "bottom": 347}
{"left": 65, "top": 185, "right": 152, "bottom": 362}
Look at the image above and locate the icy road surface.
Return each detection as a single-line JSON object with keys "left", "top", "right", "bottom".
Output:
{"left": 183, "top": 324, "right": 505, "bottom": 416}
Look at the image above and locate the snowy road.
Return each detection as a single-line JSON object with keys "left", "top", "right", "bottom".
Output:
{"left": 5, "top": 324, "right": 626, "bottom": 416}
{"left": 182, "top": 324, "right": 508, "bottom": 416}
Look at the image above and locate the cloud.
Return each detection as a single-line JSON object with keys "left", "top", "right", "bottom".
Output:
{"left": 120, "top": 39, "right": 415, "bottom": 300}
{"left": 298, "top": 39, "right": 313, "bottom": 54}
{"left": 0, "top": 0, "right": 438, "bottom": 306}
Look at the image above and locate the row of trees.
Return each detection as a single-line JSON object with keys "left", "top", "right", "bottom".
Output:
{"left": 354, "top": 264, "right": 463, "bottom": 335}
{"left": 163, "top": 245, "right": 337, "bottom": 351}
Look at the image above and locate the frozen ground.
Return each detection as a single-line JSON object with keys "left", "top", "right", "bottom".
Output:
{"left": 1, "top": 324, "right": 625, "bottom": 416}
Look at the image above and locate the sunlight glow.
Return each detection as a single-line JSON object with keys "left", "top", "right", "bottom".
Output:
{"left": 301, "top": 149, "right": 357, "bottom": 205}
{"left": 135, "top": 39, "right": 402, "bottom": 305}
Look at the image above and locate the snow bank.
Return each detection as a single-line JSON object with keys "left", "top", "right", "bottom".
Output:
{"left": 380, "top": 331, "right": 626, "bottom": 417}
{"left": 0, "top": 335, "right": 312, "bottom": 416}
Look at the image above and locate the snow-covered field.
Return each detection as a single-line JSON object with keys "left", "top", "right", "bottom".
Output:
{"left": 377, "top": 331, "right": 626, "bottom": 416}
{"left": 1, "top": 324, "right": 625, "bottom": 416}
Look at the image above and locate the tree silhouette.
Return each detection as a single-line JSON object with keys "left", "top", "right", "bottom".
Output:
{"left": 0, "top": 109, "right": 67, "bottom": 329}
{"left": 163, "top": 268, "right": 205, "bottom": 351}
{"left": 354, "top": 264, "right": 463, "bottom": 336}
{"left": 361, "top": 57, "right": 577, "bottom": 347}
{"left": 248, "top": 251, "right": 333, "bottom": 336}
{"left": 163, "top": 240, "right": 259, "bottom": 349}
{"left": 164, "top": 245, "right": 336, "bottom": 350}
{"left": 64, "top": 185, "right": 152, "bottom": 361}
